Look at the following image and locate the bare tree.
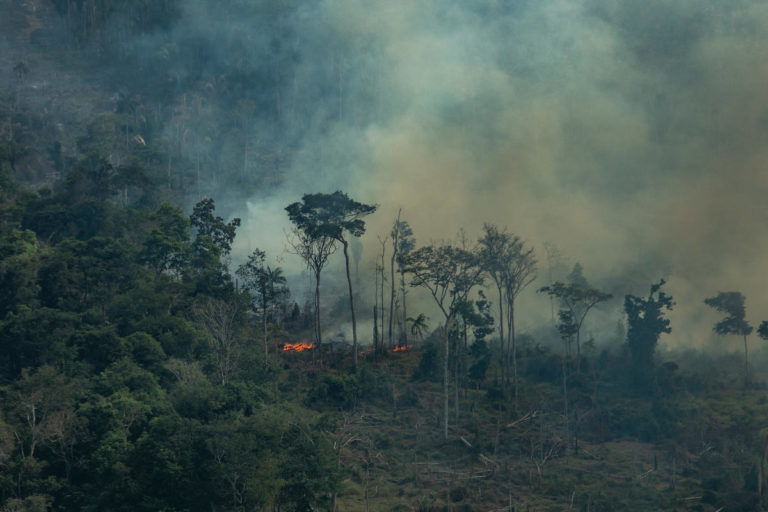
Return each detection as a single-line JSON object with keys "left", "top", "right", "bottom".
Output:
{"left": 286, "top": 228, "right": 337, "bottom": 350}
{"left": 377, "top": 236, "right": 387, "bottom": 352}
{"left": 194, "top": 298, "right": 242, "bottom": 385}
{"left": 9, "top": 367, "right": 83, "bottom": 483}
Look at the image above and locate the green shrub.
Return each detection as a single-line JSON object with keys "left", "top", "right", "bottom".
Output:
{"left": 412, "top": 342, "right": 440, "bottom": 382}
{"left": 308, "top": 374, "right": 358, "bottom": 410}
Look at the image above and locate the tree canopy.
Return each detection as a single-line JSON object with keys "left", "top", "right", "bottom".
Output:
{"left": 705, "top": 291, "right": 754, "bottom": 377}
{"left": 625, "top": 279, "right": 674, "bottom": 388}
{"left": 539, "top": 266, "right": 611, "bottom": 361}
{"left": 285, "top": 191, "right": 377, "bottom": 243}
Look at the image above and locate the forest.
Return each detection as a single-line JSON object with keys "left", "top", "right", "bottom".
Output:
{"left": 3, "top": 1, "right": 768, "bottom": 511}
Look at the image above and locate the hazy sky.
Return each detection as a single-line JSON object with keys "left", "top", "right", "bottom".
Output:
{"left": 60, "top": 0, "right": 760, "bottom": 351}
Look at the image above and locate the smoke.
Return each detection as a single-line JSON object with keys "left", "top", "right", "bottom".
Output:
{"left": 228, "top": 0, "right": 768, "bottom": 351}
{"left": 7, "top": 0, "right": 768, "bottom": 352}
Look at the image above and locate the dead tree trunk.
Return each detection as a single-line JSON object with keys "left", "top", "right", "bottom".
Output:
{"left": 343, "top": 240, "right": 359, "bottom": 371}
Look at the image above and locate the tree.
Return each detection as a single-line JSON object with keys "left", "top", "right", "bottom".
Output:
{"left": 286, "top": 191, "right": 377, "bottom": 371}
{"left": 389, "top": 211, "right": 415, "bottom": 348}
{"left": 407, "top": 313, "right": 429, "bottom": 341}
{"left": 479, "top": 224, "right": 536, "bottom": 410}
{"left": 625, "top": 279, "right": 674, "bottom": 388}
{"left": 286, "top": 228, "right": 336, "bottom": 351}
{"left": 470, "top": 293, "right": 495, "bottom": 343}
{"left": 402, "top": 242, "right": 483, "bottom": 440}
{"left": 478, "top": 224, "right": 509, "bottom": 381}
{"left": 555, "top": 308, "right": 577, "bottom": 444}
{"left": 452, "top": 295, "right": 494, "bottom": 420}
{"left": 396, "top": 221, "right": 416, "bottom": 346}
{"left": 5, "top": 365, "right": 85, "bottom": 495}
{"left": 139, "top": 202, "right": 189, "bottom": 274}
{"left": 193, "top": 297, "right": 242, "bottom": 385}
{"left": 374, "top": 236, "right": 387, "bottom": 355}
{"left": 190, "top": 198, "right": 241, "bottom": 256}
{"left": 501, "top": 235, "right": 536, "bottom": 406}
{"left": 758, "top": 321, "right": 768, "bottom": 341}
{"left": 539, "top": 265, "right": 611, "bottom": 366}
{"left": 236, "top": 249, "right": 289, "bottom": 361}
{"left": 705, "top": 291, "right": 754, "bottom": 378}
{"left": 185, "top": 198, "right": 241, "bottom": 297}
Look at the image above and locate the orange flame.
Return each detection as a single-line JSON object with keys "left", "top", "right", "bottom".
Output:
{"left": 391, "top": 345, "right": 412, "bottom": 352}
{"left": 282, "top": 342, "right": 316, "bottom": 352}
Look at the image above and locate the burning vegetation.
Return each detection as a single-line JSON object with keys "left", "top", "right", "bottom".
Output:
{"left": 282, "top": 342, "right": 316, "bottom": 353}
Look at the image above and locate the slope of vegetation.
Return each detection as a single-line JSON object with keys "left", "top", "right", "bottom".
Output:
{"left": 1, "top": 158, "right": 768, "bottom": 511}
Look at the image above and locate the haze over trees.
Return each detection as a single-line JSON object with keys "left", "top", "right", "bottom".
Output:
{"left": 478, "top": 224, "right": 536, "bottom": 407}
{"left": 625, "top": 279, "right": 674, "bottom": 389}
{"left": 286, "top": 191, "right": 377, "bottom": 370}
{"left": 705, "top": 291, "right": 754, "bottom": 379}
{"left": 4, "top": 2, "right": 768, "bottom": 510}
{"left": 539, "top": 265, "right": 612, "bottom": 366}
{"left": 4, "top": 150, "right": 768, "bottom": 510}
{"left": 401, "top": 240, "right": 484, "bottom": 440}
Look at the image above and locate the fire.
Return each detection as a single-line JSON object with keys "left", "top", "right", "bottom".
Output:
{"left": 282, "top": 342, "right": 316, "bottom": 352}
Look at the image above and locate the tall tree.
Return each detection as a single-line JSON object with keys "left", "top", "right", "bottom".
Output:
{"left": 388, "top": 211, "right": 400, "bottom": 348}
{"left": 403, "top": 242, "right": 483, "bottom": 440}
{"left": 704, "top": 291, "right": 754, "bottom": 378}
{"left": 556, "top": 308, "right": 578, "bottom": 443}
{"left": 478, "top": 224, "right": 536, "bottom": 405}
{"left": 390, "top": 212, "right": 414, "bottom": 348}
{"left": 286, "top": 191, "right": 377, "bottom": 371}
{"left": 625, "top": 279, "right": 674, "bottom": 389}
{"left": 376, "top": 236, "right": 387, "bottom": 354}
{"left": 539, "top": 265, "right": 611, "bottom": 367}
{"left": 236, "top": 249, "right": 289, "bottom": 361}
{"left": 478, "top": 224, "right": 509, "bottom": 382}
{"left": 500, "top": 235, "right": 536, "bottom": 407}
{"left": 395, "top": 219, "right": 415, "bottom": 347}
{"left": 286, "top": 228, "right": 336, "bottom": 350}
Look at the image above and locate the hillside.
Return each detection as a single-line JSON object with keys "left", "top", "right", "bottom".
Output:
{"left": 0, "top": 156, "right": 766, "bottom": 511}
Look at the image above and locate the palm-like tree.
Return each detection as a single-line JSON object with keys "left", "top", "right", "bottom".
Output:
{"left": 407, "top": 313, "right": 430, "bottom": 342}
